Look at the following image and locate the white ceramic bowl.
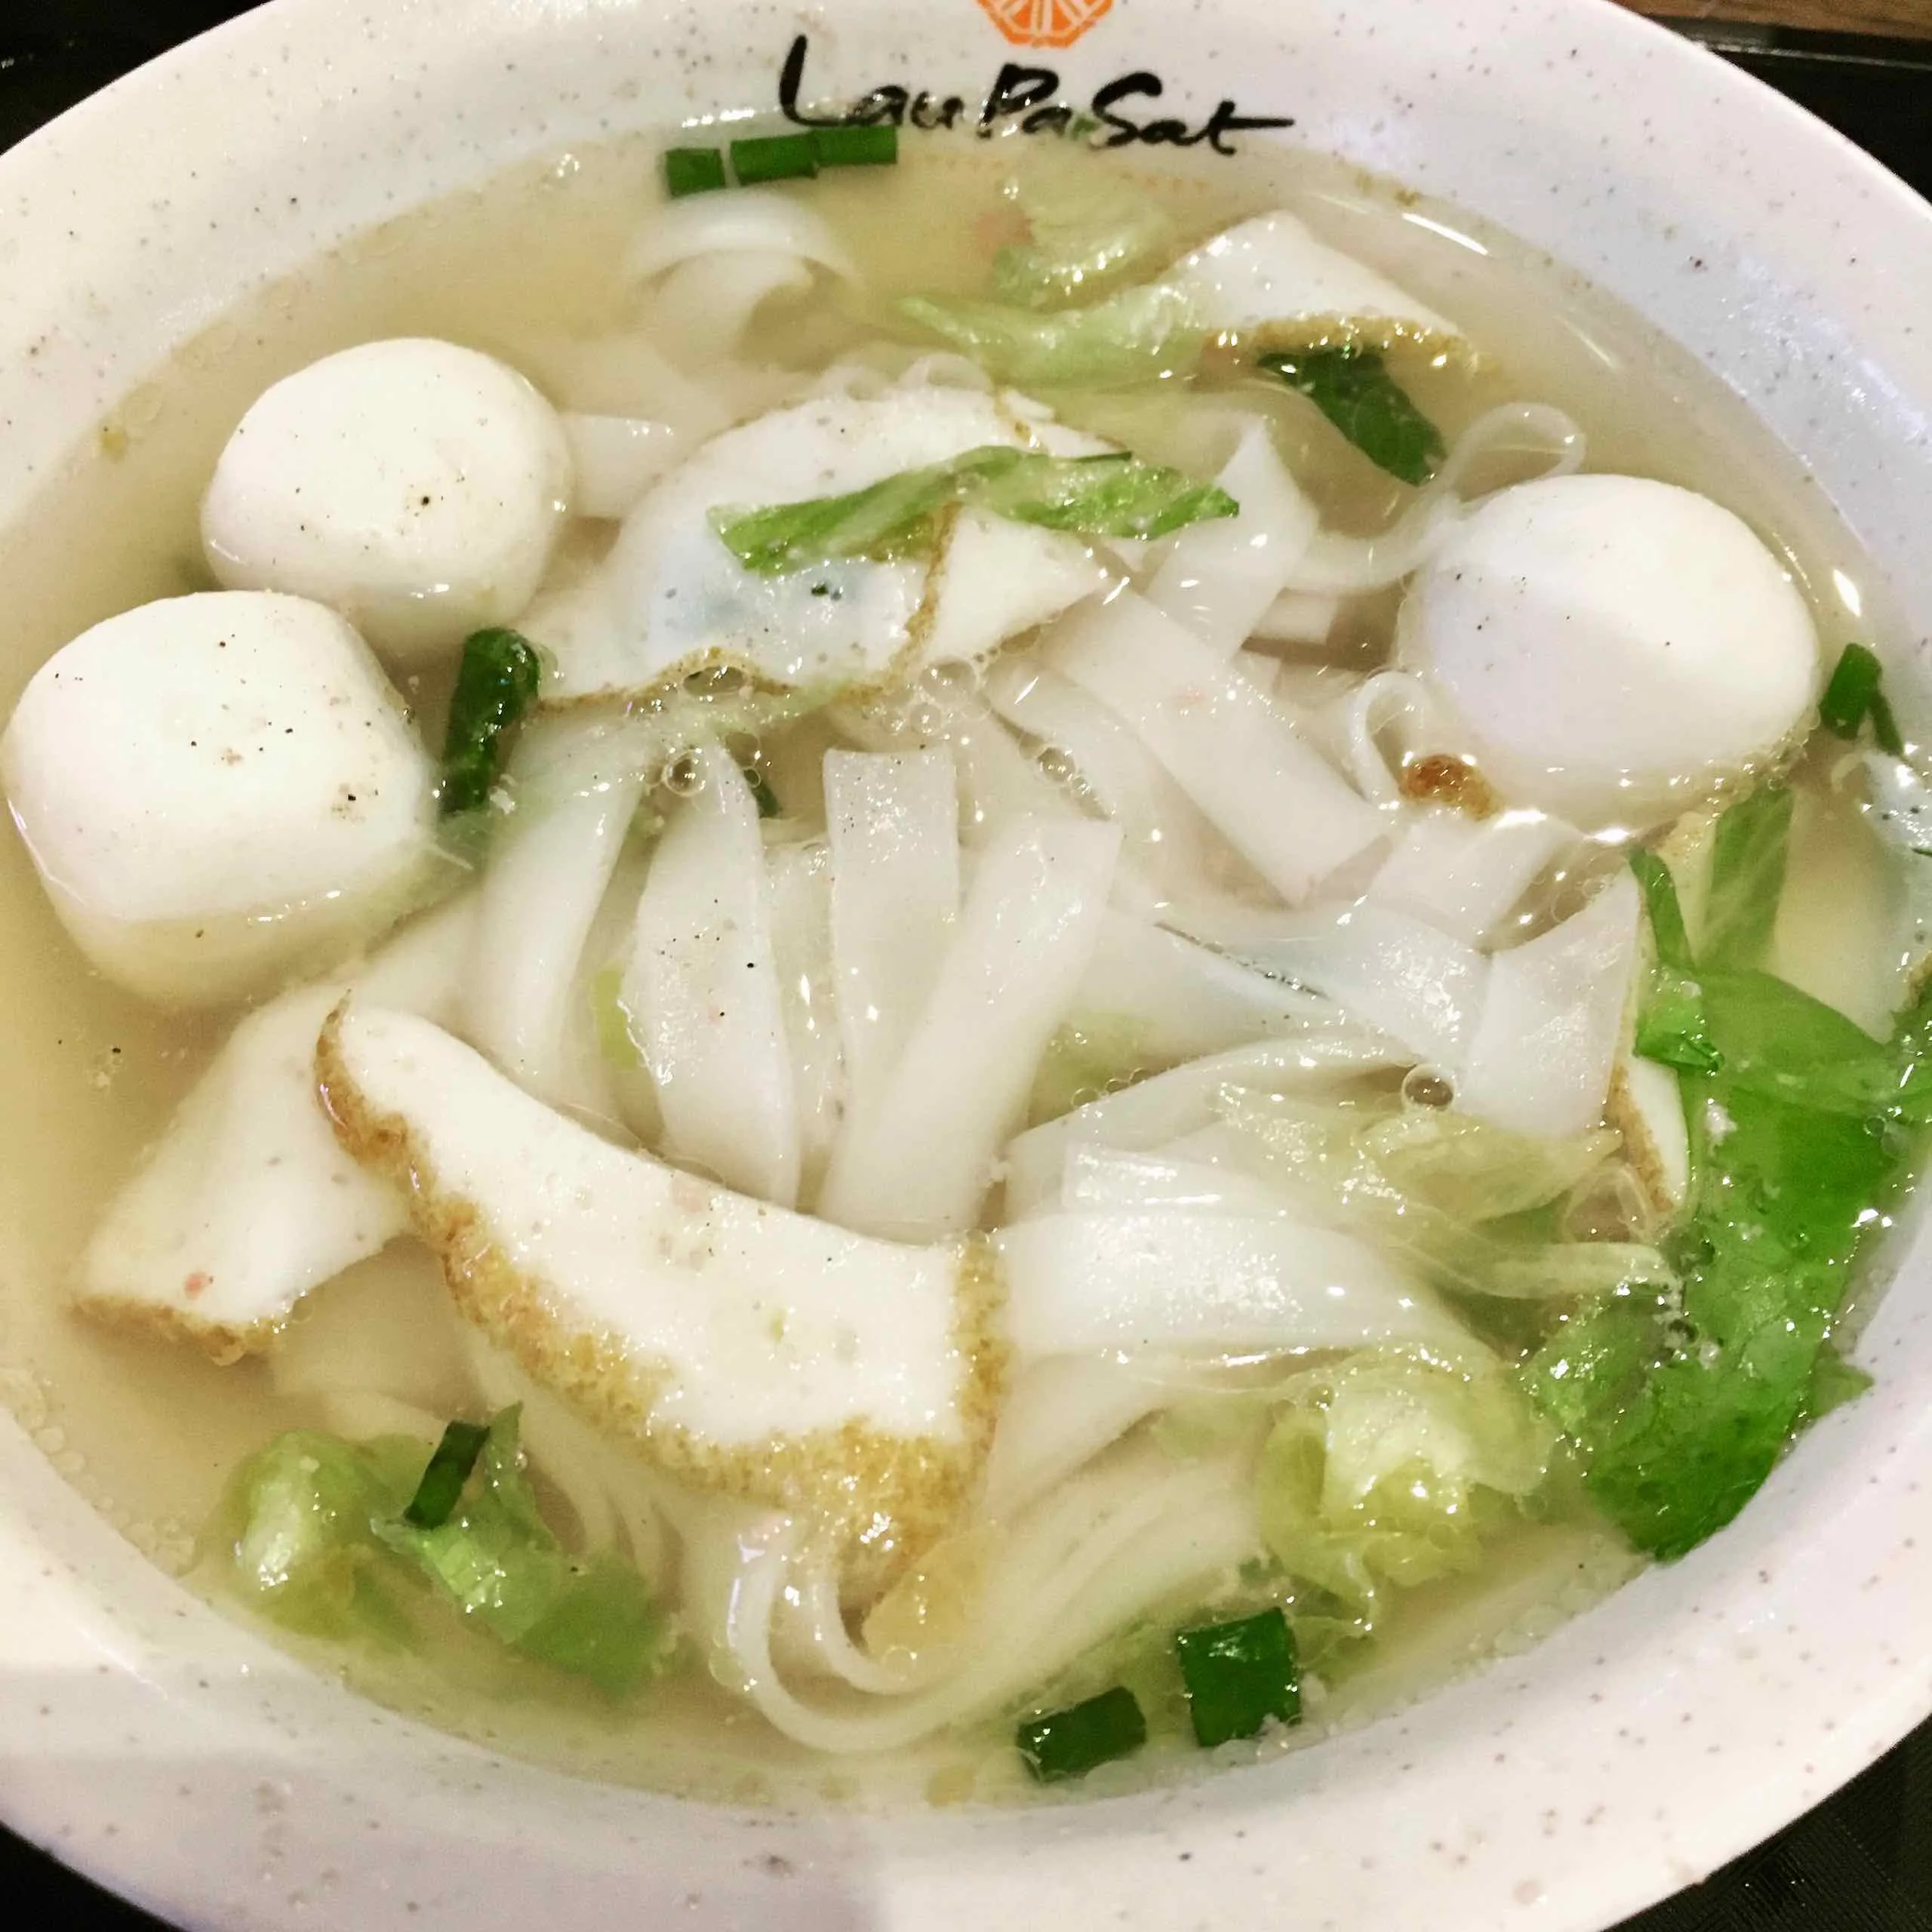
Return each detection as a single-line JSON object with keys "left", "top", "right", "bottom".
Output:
{"left": 5, "top": 2, "right": 1932, "bottom": 1927}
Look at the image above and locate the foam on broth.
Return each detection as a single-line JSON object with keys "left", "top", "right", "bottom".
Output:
{"left": 0, "top": 128, "right": 1898, "bottom": 1806}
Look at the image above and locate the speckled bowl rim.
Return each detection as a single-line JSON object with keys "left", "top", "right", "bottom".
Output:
{"left": 5, "top": 2, "right": 1932, "bottom": 1927}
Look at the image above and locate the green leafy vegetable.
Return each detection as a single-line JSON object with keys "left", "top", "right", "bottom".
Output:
{"left": 217, "top": 1430, "right": 423, "bottom": 1638}
{"left": 991, "top": 155, "right": 1175, "bottom": 309}
{"left": 712, "top": 444, "right": 1235, "bottom": 577}
{"left": 1258, "top": 346, "right": 1445, "bottom": 487}
{"left": 663, "top": 148, "right": 727, "bottom": 199}
{"left": 1820, "top": 642, "right": 1906, "bottom": 758}
{"left": 1016, "top": 1684, "right": 1148, "bottom": 1783}
{"left": 1700, "top": 783, "right": 1792, "bottom": 970}
{"left": 213, "top": 1411, "right": 674, "bottom": 1697}
{"left": 438, "top": 627, "right": 543, "bottom": 819}
{"left": 899, "top": 283, "right": 1203, "bottom": 388}
{"left": 1255, "top": 1355, "right": 1555, "bottom": 1620}
{"left": 1629, "top": 848, "right": 1721, "bottom": 1075}
{"left": 376, "top": 1408, "right": 675, "bottom": 1697}
{"left": 1174, "top": 1607, "right": 1300, "bottom": 1747}
{"left": 402, "top": 1419, "right": 491, "bottom": 1530}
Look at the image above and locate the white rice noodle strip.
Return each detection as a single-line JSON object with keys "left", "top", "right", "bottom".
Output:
{"left": 561, "top": 413, "right": 682, "bottom": 520}
{"left": 465, "top": 721, "right": 646, "bottom": 1119}
{"left": 1073, "top": 910, "right": 1340, "bottom": 1063}
{"left": 979, "top": 1355, "right": 1175, "bottom": 1522}
{"left": 648, "top": 250, "right": 816, "bottom": 371}
{"left": 718, "top": 1449, "right": 1257, "bottom": 1755}
{"left": 317, "top": 1391, "right": 446, "bottom": 1444}
{"left": 983, "top": 655, "right": 1235, "bottom": 898}
{"left": 919, "top": 510, "right": 1112, "bottom": 672}
{"left": 462, "top": 1329, "right": 670, "bottom": 1583}
{"left": 1457, "top": 872, "right": 1641, "bottom": 1139}
{"left": 1044, "top": 589, "right": 1386, "bottom": 903}
{"left": 1366, "top": 807, "right": 1577, "bottom": 946}
{"left": 824, "top": 749, "right": 961, "bottom": 1115}
{"left": 1284, "top": 403, "right": 1587, "bottom": 597}
{"left": 269, "top": 1246, "right": 470, "bottom": 1408}
{"left": 518, "top": 333, "right": 734, "bottom": 439}
{"left": 995, "top": 1208, "right": 1472, "bottom": 1361}
{"left": 1001, "top": 1031, "right": 1407, "bottom": 1219}
{"left": 772, "top": 1561, "right": 931, "bottom": 1696}
{"left": 625, "top": 189, "right": 857, "bottom": 286}
{"left": 764, "top": 840, "right": 844, "bottom": 1198}
{"left": 819, "top": 817, "right": 1121, "bottom": 1240}
{"left": 1174, "top": 898, "right": 1488, "bottom": 1070}
{"left": 624, "top": 743, "right": 800, "bottom": 1205}
{"left": 1059, "top": 1143, "right": 1301, "bottom": 1217}
{"left": 1143, "top": 420, "right": 1319, "bottom": 657}
{"left": 1251, "top": 589, "right": 1342, "bottom": 648}
{"left": 1334, "top": 669, "right": 1441, "bottom": 807}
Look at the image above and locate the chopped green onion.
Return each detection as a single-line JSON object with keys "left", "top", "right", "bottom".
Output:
{"left": 663, "top": 146, "right": 727, "bottom": 199}
{"left": 438, "top": 627, "right": 543, "bottom": 819}
{"left": 402, "top": 1419, "right": 491, "bottom": 1529}
{"left": 730, "top": 134, "right": 817, "bottom": 186}
{"left": 1820, "top": 641, "right": 1907, "bottom": 757}
{"left": 810, "top": 124, "right": 897, "bottom": 168}
{"left": 1259, "top": 346, "right": 1445, "bottom": 487}
{"left": 1174, "top": 1607, "right": 1300, "bottom": 1747}
{"left": 1016, "top": 1685, "right": 1147, "bottom": 1783}
{"left": 1820, "top": 642, "right": 1884, "bottom": 738}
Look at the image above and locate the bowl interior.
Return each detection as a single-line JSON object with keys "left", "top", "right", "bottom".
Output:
{"left": 5, "top": 3, "right": 1932, "bottom": 1928}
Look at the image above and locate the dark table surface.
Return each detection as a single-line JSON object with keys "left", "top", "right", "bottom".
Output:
{"left": 5, "top": 4, "right": 1932, "bottom": 1927}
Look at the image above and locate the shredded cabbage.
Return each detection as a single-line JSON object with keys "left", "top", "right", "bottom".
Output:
{"left": 991, "top": 154, "right": 1177, "bottom": 309}
{"left": 1255, "top": 1354, "right": 1555, "bottom": 1620}
{"left": 899, "top": 285, "right": 1203, "bottom": 389}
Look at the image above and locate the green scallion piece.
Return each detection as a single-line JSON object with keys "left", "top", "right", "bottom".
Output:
{"left": 664, "top": 147, "right": 727, "bottom": 198}
{"left": 1174, "top": 1607, "right": 1300, "bottom": 1748}
{"left": 730, "top": 133, "right": 818, "bottom": 186}
{"left": 438, "top": 627, "right": 543, "bottom": 819}
{"left": 810, "top": 124, "right": 898, "bottom": 168}
{"left": 401, "top": 1419, "right": 491, "bottom": 1530}
{"left": 1820, "top": 642, "right": 1884, "bottom": 739}
{"left": 1871, "top": 688, "right": 1906, "bottom": 759}
{"left": 1016, "top": 1685, "right": 1147, "bottom": 1783}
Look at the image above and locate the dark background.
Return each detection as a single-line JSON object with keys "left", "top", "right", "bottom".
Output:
{"left": 4, "top": 3, "right": 1932, "bottom": 1927}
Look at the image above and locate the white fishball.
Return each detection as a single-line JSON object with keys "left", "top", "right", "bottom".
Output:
{"left": 202, "top": 338, "right": 573, "bottom": 663}
{"left": 1401, "top": 474, "right": 1820, "bottom": 828}
{"left": 1, "top": 592, "right": 438, "bottom": 1004}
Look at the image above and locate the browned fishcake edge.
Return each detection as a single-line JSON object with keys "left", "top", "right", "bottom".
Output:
{"left": 315, "top": 1004, "right": 1007, "bottom": 1580}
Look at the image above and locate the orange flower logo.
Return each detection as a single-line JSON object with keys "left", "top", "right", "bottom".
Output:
{"left": 974, "top": 0, "right": 1115, "bottom": 50}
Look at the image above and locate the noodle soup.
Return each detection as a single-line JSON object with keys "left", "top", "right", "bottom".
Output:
{"left": 0, "top": 122, "right": 1921, "bottom": 1807}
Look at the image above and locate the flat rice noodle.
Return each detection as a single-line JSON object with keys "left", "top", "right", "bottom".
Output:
{"left": 270, "top": 1246, "right": 471, "bottom": 1413}
{"left": 647, "top": 250, "right": 816, "bottom": 371}
{"left": 1001, "top": 1030, "right": 1407, "bottom": 1219}
{"left": 978, "top": 1355, "right": 1174, "bottom": 1521}
{"left": 764, "top": 840, "right": 844, "bottom": 1198}
{"left": 1143, "top": 419, "right": 1318, "bottom": 657}
{"left": 1365, "top": 807, "right": 1575, "bottom": 946}
{"left": 1176, "top": 898, "right": 1488, "bottom": 1070}
{"left": 1059, "top": 1143, "right": 1303, "bottom": 1217}
{"left": 818, "top": 816, "right": 1120, "bottom": 1240}
{"left": 1044, "top": 589, "right": 1386, "bottom": 904}
{"left": 1072, "top": 910, "right": 1340, "bottom": 1063}
{"left": 517, "top": 332, "right": 736, "bottom": 438}
{"left": 920, "top": 510, "right": 1111, "bottom": 671}
{"left": 466, "top": 719, "right": 646, "bottom": 1115}
{"left": 824, "top": 749, "right": 961, "bottom": 1115}
{"left": 995, "top": 1208, "right": 1473, "bottom": 1361}
{"left": 1251, "top": 588, "right": 1341, "bottom": 647}
{"left": 983, "top": 655, "right": 1241, "bottom": 900}
{"left": 624, "top": 743, "right": 801, "bottom": 1206}
{"left": 561, "top": 413, "right": 683, "bottom": 520}
{"left": 1456, "top": 872, "right": 1640, "bottom": 1139}
{"left": 624, "top": 187, "right": 858, "bottom": 287}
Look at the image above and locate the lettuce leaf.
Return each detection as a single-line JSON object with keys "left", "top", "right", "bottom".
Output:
{"left": 898, "top": 284, "right": 1204, "bottom": 388}
{"left": 1629, "top": 847, "right": 1721, "bottom": 1075}
{"left": 1256, "top": 1355, "right": 1555, "bottom": 1620}
{"left": 1257, "top": 347, "right": 1444, "bottom": 487}
{"left": 1700, "top": 783, "right": 1792, "bottom": 971}
{"left": 214, "top": 1409, "right": 674, "bottom": 1697}
{"left": 991, "top": 155, "right": 1177, "bottom": 309}
{"left": 712, "top": 443, "right": 1236, "bottom": 576}
{"left": 376, "top": 1407, "right": 675, "bottom": 1697}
